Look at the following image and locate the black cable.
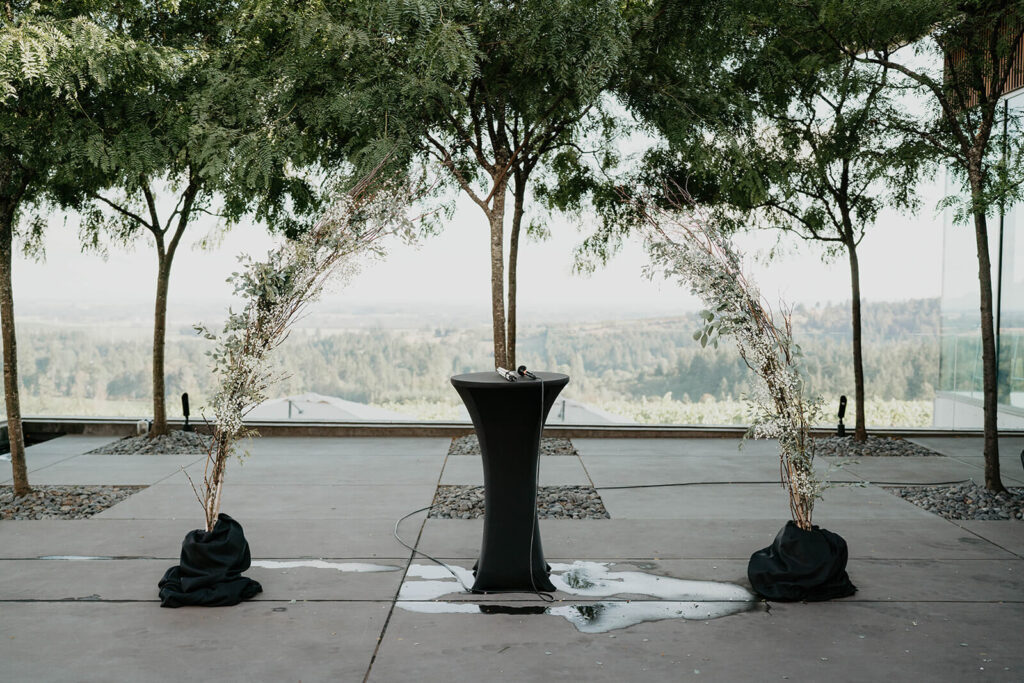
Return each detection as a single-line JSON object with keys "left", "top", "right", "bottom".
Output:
{"left": 527, "top": 375, "right": 554, "bottom": 603}
{"left": 393, "top": 504, "right": 473, "bottom": 593}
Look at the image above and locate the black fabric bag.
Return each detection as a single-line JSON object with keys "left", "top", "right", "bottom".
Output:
{"left": 748, "top": 521, "right": 857, "bottom": 602}
{"left": 158, "top": 513, "right": 262, "bottom": 608}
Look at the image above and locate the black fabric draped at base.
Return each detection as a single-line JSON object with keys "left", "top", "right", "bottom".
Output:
{"left": 158, "top": 513, "right": 263, "bottom": 608}
{"left": 451, "top": 371, "right": 569, "bottom": 593}
{"left": 747, "top": 521, "right": 857, "bottom": 602}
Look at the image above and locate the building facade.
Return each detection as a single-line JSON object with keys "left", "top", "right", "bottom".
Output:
{"left": 935, "top": 76, "right": 1024, "bottom": 428}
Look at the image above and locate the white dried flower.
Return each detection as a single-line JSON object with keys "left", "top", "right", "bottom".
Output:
{"left": 187, "top": 180, "right": 414, "bottom": 531}
{"left": 634, "top": 185, "right": 823, "bottom": 529}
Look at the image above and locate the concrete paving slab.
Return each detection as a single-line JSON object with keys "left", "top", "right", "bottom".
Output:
{"left": 910, "top": 452, "right": 1024, "bottom": 485}
{"left": 0, "top": 601, "right": 390, "bottom": 682}
{"left": 575, "top": 437, "right": 777, "bottom": 458}
{"left": 26, "top": 435, "right": 118, "bottom": 455}
{"left": 0, "top": 557, "right": 405, "bottom": 601}
{"left": 819, "top": 455, "right": 988, "bottom": 485}
{"left": 0, "top": 516, "right": 424, "bottom": 560}
{"left": 955, "top": 521, "right": 1024, "bottom": 557}
{"left": 369, "top": 600, "right": 1024, "bottom": 682}
{"left": 440, "top": 455, "right": 591, "bottom": 486}
{"left": 909, "top": 435, "right": 1024, "bottom": 459}
{"left": 845, "top": 558, "right": 1024, "bottom": 603}
{"left": 178, "top": 454, "right": 445, "bottom": 486}
{"left": 0, "top": 436, "right": 116, "bottom": 483}
{"left": 243, "top": 436, "right": 451, "bottom": 457}
{"left": 599, "top": 482, "right": 937, "bottom": 521}
{"left": 583, "top": 454, "right": 846, "bottom": 487}
{"left": 97, "top": 478, "right": 438, "bottom": 520}
{"left": 416, "top": 516, "right": 1015, "bottom": 561}
{"left": 13, "top": 454, "right": 203, "bottom": 486}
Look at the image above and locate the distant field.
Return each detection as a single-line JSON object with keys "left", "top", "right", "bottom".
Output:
{"left": 8, "top": 395, "right": 934, "bottom": 428}
{"left": 0, "top": 298, "right": 940, "bottom": 428}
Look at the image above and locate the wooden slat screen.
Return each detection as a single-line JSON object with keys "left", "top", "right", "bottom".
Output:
{"left": 945, "top": 17, "right": 1024, "bottom": 108}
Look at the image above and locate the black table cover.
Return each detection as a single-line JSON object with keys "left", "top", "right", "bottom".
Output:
{"left": 450, "top": 371, "right": 569, "bottom": 593}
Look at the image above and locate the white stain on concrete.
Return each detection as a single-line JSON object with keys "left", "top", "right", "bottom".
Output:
{"left": 250, "top": 559, "right": 399, "bottom": 572}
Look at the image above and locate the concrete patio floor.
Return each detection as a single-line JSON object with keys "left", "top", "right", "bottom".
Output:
{"left": 1, "top": 434, "right": 1022, "bottom": 682}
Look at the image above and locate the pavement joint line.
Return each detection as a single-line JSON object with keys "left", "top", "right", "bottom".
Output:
{"left": 361, "top": 446, "right": 451, "bottom": 683}
{"left": 23, "top": 450, "right": 93, "bottom": 475}
{"left": 576, "top": 452, "right": 598, "bottom": 490}
{"left": 0, "top": 556, "right": 416, "bottom": 561}
{"left": 950, "top": 521, "right": 1024, "bottom": 560}
{"left": 4, "top": 556, "right": 1019, "bottom": 562}
{"left": 361, "top": 556, "right": 1024, "bottom": 562}
{"left": 149, "top": 455, "right": 209, "bottom": 487}
{"left": 4, "top": 598, "right": 1020, "bottom": 605}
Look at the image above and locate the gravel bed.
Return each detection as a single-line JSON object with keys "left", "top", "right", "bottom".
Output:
{"left": 888, "top": 481, "right": 1024, "bottom": 520}
{"left": 449, "top": 435, "right": 578, "bottom": 456}
{"left": 429, "top": 484, "right": 609, "bottom": 519}
{"left": 0, "top": 485, "right": 145, "bottom": 520}
{"left": 814, "top": 435, "right": 939, "bottom": 457}
{"left": 87, "top": 430, "right": 212, "bottom": 455}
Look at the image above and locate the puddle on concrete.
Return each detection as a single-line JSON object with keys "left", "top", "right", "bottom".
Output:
{"left": 250, "top": 560, "right": 400, "bottom": 573}
{"left": 549, "top": 600, "right": 755, "bottom": 633}
{"left": 396, "top": 561, "right": 758, "bottom": 633}
{"left": 397, "top": 599, "right": 758, "bottom": 634}
{"left": 399, "top": 563, "right": 476, "bottom": 600}
{"left": 550, "top": 561, "right": 753, "bottom": 602}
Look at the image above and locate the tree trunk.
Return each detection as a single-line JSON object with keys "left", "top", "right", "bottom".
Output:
{"left": 847, "top": 241, "right": 867, "bottom": 442}
{"left": 0, "top": 212, "right": 28, "bottom": 496}
{"left": 506, "top": 180, "right": 526, "bottom": 371}
{"left": 970, "top": 177, "right": 1005, "bottom": 493}
{"left": 488, "top": 179, "right": 509, "bottom": 369}
{"left": 151, "top": 253, "right": 172, "bottom": 437}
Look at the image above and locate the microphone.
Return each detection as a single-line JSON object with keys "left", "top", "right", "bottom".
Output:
{"left": 495, "top": 367, "right": 518, "bottom": 382}
{"left": 517, "top": 366, "right": 537, "bottom": 380}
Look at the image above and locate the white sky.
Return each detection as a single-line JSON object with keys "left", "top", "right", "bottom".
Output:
{"left": 11, "top": 175, "right": 946, "bottom": 329}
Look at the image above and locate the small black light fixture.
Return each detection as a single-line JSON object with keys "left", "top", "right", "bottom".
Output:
{"left": 182, "top": 393, "right": 193, "bottom": 432}
{"left": 837, "top": 395, "right": 847, "bottom": 437}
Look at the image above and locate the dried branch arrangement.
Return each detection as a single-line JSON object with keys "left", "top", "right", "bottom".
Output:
{"left": 635, "top": 184, "right": 822, "bottom": 529}
{"left": 187, "top": 176, "right": 413, "bottom": 531}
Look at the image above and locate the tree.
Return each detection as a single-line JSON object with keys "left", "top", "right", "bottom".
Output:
{"left": 821, "top": 0, "right": 1024, "bottom": 491}
{"left": 69, "top": 1, "right": 326, "bottom": 436}
{"left": 735, "top": 47, "right": 924, "bottom": 442}
{"left": 0, "top": 4, "right": 166, "bottom": 493}
{"left": 279, "top": 1, "right": 732, "bottom": 369}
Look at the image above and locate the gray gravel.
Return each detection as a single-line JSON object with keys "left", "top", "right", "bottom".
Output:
{"left": 429, "top": 484, "right": 609, "bottom": 519}
{"left": 87, "top": 430, "right": 212, "bottom": 455}
{"left": 0, "top": 485, "right": 144, "bottom": 520}
{"left": 814, "top": 435, "right": 939, "bottom": 457}
{"left": 449, "top": 435, "right": 578, "bottom": 456}
{"left": 888, "top": 481, "right": 1024, "bottom": 520}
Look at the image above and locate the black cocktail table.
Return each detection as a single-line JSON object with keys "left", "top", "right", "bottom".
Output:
{"left": 450, "top": 371, "right": 569, "bottom": 593}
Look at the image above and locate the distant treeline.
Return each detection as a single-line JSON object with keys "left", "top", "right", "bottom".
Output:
{"left": 4, "top": 298, "right": 939, "bottom": 414}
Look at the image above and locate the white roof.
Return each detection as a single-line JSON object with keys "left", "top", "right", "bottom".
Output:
{"left": 244, "top": 393, "right": 414, "bottom": 422}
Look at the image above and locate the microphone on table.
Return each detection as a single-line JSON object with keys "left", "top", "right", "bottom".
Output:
{"left": 495, "top": 367, "right": 518, "bottom": 382}
{"left": 517, "top": 366, "right": 537, "bottom": 380}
